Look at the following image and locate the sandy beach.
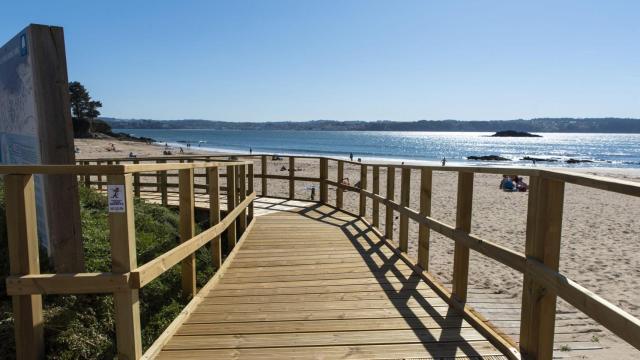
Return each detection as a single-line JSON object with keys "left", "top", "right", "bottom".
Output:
{"left": 76, "top": 138, "right": 640, "bottom": 358}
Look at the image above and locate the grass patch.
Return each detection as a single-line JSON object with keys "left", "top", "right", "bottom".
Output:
{"left": 1, "top": 181, "right": 214, "bottom": 359}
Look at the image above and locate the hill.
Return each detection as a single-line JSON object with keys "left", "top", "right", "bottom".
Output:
{"left": 102, "top": 117, "right": 640, "bottom": 133}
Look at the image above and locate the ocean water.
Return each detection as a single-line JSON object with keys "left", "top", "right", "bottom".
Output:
{"left": 120, "top": 129, "right": 640, "bottom": 169}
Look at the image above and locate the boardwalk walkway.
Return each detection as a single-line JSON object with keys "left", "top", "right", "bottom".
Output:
{"left": 155, "top": 204, "right": 509, "bottom": 359}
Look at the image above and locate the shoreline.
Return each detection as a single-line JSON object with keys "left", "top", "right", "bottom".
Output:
{"left": 75, "top": 138, "right": 640, "bottom": 179}
{"left": 75, "top": 137, "right": 640, "bottom": 358}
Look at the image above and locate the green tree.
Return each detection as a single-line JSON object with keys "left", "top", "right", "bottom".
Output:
{"left": 69, "top": 81, "right": 102, "bottom": 137}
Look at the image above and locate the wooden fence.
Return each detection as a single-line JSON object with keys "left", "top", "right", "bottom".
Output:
{"left": 3, "top": 153, "right": 640, "bottom": 359}
{"left": 80, "top": 154, "right": 640, "bottom": 360}
{"left": 1, "top": 160, "right": 254, "bottom": 359}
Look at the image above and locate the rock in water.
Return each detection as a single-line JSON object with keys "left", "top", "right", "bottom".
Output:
{"left": 467, "top": 155, "right": 511, "bottom": 161}
{"left": 491, "top": 130, "right": 541, "bottom": 137}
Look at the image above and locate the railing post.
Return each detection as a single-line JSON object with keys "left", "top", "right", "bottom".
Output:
{"left": 208, "top": 167, "right": 222, "bottom": 269}
{"left": 520, "top": 176, "right": 565, "bottom": 360}
{"left": 359, "top": 164, "right": 367, "bottom": 217}
{"left": 385, "top": 166, "right": 395, "bottom": 240}
{"left": 226, "top": 165, "right": 238, "bottom": 248}
{"left": 320, "top": 158, "right": 328, "bottom": 203}
{"left": 83, "top": 161, "right": 91, "bottom": 187}
{"left": 261, "top": 155, "right": 267, "bottom": 197}
{"left": 289, "top": 156, "right": 295, "bottom": 199}
{"left": 372, "top": 165, "right": 380, "bottom": 228}
{"left": 248, "top": 163, "right": 254, "bottom": 220}
{"left": 418, "top": 168, "right": 432, "bottom": 270}
{"left": 107, "top": 174, "right": 142, "bottom": 359}
{"left": 5, "top": 175, "right": 44, "bottom": 359}
{"left": 158, "top": 159, "right": 168, "bottom": 206}
{"left": 452, "top": 171, "right": 474, "bottom": 302}
{"left": 97, "top": 161, "right": 103, "bottom": 190}
{"left": 399, "top": 168, "right": 411, "bottom": 252}
{"left": 237, "top": 165, "right": 247, "bottom": 234}
{"left": 133, "top": 160, "right": 140, "bottom": 197}
{"left": 336, "top": 160, "right": 344, "bottom": 209}
{"left": 179, "top": 168, "right": 196, "bottom": 298}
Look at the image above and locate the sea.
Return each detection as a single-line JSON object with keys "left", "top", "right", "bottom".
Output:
{"left": 119, "top": 129, "right": 640, "bottom": 169}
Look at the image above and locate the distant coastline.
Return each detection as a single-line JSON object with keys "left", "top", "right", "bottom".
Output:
{"left": 103, "top": 117, "right": 640, "bottom": 133}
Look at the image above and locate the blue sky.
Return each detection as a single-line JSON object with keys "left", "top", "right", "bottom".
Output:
{"left": 1, "top": 1, "right": 639, "bottom": 121}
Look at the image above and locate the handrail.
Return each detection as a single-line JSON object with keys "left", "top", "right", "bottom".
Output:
{"left": 2, "top": 159, "right": 254, "bottom": 360}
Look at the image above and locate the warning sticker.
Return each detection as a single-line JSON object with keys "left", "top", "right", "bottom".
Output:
{"left": 107, "top": 185, "right": 125, "bottom": 212}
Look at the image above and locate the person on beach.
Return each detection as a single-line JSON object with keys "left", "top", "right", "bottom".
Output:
{"left": 180, "top": 147, "right": 184, "bottom": 154}
{"left": 249, "top": 147, "right": 252, "bottom": 155}
{"left": 350, "top": 153, "right": 353, "bottom": 161}
{"left": 128, "top": 152, "right": 136, "bottom": 158}
{"left": 441, "top": 157, "right": 446, "bottom": 166}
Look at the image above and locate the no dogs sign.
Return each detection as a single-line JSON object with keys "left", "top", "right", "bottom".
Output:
{"left": 107, "top": 185, "right": 126, "bottom": 212}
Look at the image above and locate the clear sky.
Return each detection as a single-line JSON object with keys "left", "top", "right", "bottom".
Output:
{"left": 1, "top": 1, "right": 639, "bottom": 121}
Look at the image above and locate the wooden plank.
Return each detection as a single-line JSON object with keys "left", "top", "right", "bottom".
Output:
{"left": 176, "top": 316, "right": 471, "bottom": 336}
{"left": 165, "top": 328, "right": 488, "bottom": 350}
{"left": 261, "top": 155, "right": 267, "bottom": 196}
{"left": 372, "top": 165, "right": 380, "bottom": 227}
{"left": 398, "top": 167, "right": 411, "bottom": 252}
{"left": 452, "top": 172, "right": 474, "bottom": 302}
{"left": 208, "top": 167, "right": 221, "bottom": 269}
{"left": 359, "top": 164, "right": 367, "bottom": 216}
{"left": 179, "top": 169, "right": 197, "bottom": 298}
{"left": 320, "top": 157, "right": 328, "bottom": 203}
{"left": 5, "top": 175, "right": 44, "bottom": 359}
{"left": 157, "top": 341, "right": 504, "bottom": 360}
{"left": 418, "top": 168, "right": 432, "bottom": 270}
{"left": 520, "top": 176, "right": 564, "bottom": 360}
{"left": 5, "top": 272, "right": 130, "bottom": 295}
{"left": 29, "top": 25, "right": 85, "bottom": 274}
{"left": 107, "top": 174, "right": 142, "bottom": 359}
{"left": 289, "top": 156, "right": 295, "bottom": 199}
{"left": 385, "top": 166, "right": 395, "bottom": 239}
{"left": 336, "top": 160, "right": 344, "bottom": 208}
{"left": 226, "top": 165, "right": 237, "bottom": 248}
{"left": 133, "top": 160, "right": 141, "bottom": 197}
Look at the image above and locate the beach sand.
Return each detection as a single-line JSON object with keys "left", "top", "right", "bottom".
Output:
{"left": 76, "top": 138, "right": 640, "bottom": 359}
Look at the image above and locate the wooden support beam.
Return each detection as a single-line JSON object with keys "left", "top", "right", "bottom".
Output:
{"left": 452, "top": 172, "right": 474, "bottom": 302}
{"left": 83, "top": 161, "right": 91, "bottom": 187}
{"left": 6, "top": 273, "right": 131, "bottom": 295}
{"left": 372, "top": 165, "right": 380, "bottom": 228}
{"left": 320, "top": 158, "right": 328, "bottom": 203}
{"left": 133, "top": 160, "right": 141, "bottom": 197}
{"left": 208, "top": 167, "right": 222, "bottom": 269}
{"left": 385, "top": 166, "right": 395, "bottom": 240}
{"left": 179, "top": 169, "right": 196, "bottom": 299}
{"left": 107, "top": 174, "right": 142, "bottom": 360}
{"left": 261, "top": 155, "right": 268, "bottom": 196}
{"left": 359, "top": 164, "right": 368, "bottom": 217}
{"left": 520, "top": 176, "right": 565, "bottom": 360}
{"left": 247, "top": 164, "right": 254, "bottom": 220}
{"left": 5, "top": 174, "right": 44, "bottom": 359}
{"left": 418, "top": 168, "right": 432, "bottom": 270}
{"left": 158, "top": 159, "right": 168, "bottom": 206}
{"left": 226, "top": 165, "right": 237, "bottom": 249}
{"left": 336, "top": 160, "right": 344, "bottom": 209}
{"left": 237, "top": 165, "right": 247, "bottom": 234}
{"left": 97, "top": 161, "right": 103, "bottom": 190}
{"left": 399, "top": 168, "right": 411, "bottom": 252}
{"left": 289, "top": 157, "right": 295, "bottom": 199}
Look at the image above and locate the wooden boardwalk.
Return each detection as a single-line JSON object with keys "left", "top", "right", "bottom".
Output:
{"left": 156, "top": 204, "right": 509, "bottom": 359}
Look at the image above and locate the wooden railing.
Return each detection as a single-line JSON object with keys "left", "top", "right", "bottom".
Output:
{"left": 1, "top": 160, "right": 254, "bottom": 359}
{"left": 80, "top": 154, "right": 640, "bottom": 359}
{"left": 6, "top": 154, "right": 638, "bottom": 359}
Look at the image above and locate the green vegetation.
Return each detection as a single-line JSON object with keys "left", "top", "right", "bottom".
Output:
{"left": 0, "top": 181, "right": 214, "bottom": 359}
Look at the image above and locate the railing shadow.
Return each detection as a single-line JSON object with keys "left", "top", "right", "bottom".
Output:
{"left": 296, "top": 202, "right": 484, "bottom": 359}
